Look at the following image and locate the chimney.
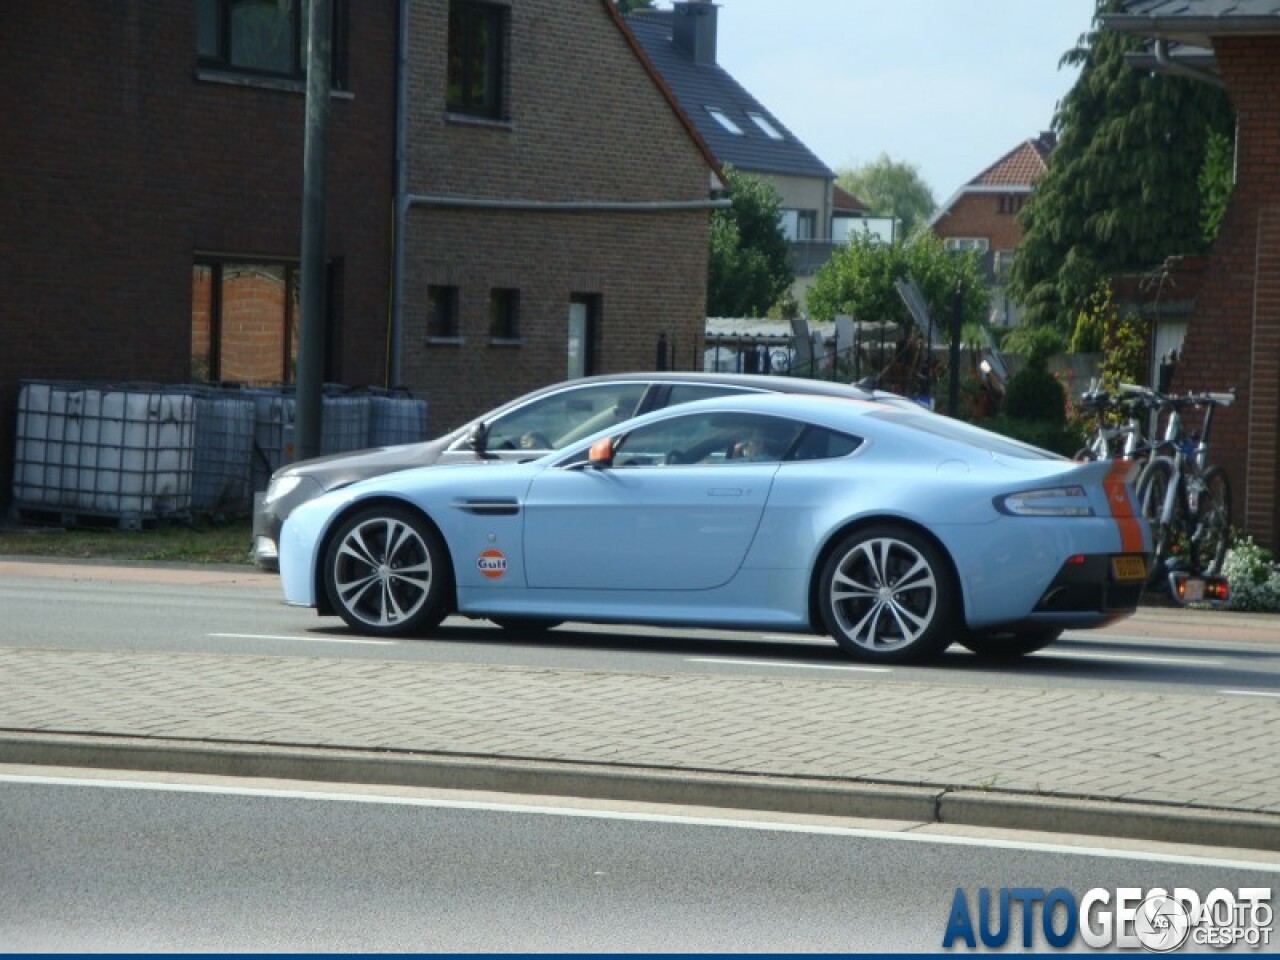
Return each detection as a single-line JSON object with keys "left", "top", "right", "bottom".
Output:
{"left": 672, "top": 1, "right": 718, "bottom": 66}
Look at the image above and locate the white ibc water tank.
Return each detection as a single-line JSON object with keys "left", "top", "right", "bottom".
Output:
{"left": 369, "top": 395, "right": 429, "bottom": 447}
{"left": 320, "top": 394, "right": 372, "bottom": 454}
{"left": 192, "top": 390, "right": 254, "bottom": 516}
{"left": 249, "top": 389, "right": 296, "bottom": 494}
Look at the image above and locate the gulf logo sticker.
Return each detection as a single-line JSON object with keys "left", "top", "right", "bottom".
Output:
{"left": 477, "top": 548, "right": 507, "bottom": 579}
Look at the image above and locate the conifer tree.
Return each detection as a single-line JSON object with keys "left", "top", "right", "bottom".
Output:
{"left": 1007, "top": 0, "right": 1234, "bottom": 330}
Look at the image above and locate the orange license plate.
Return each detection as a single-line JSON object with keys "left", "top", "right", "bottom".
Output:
{"left": 1111, "top": 556, "right": 1147, "bottom": 582}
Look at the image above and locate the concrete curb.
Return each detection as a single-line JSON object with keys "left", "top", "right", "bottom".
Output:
{"left": 5, "top": 732, "right": 1278, "bottom": 853}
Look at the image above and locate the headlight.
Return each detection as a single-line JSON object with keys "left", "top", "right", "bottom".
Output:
{"left": 263, "top": 474, "right": 305, "bottom": 506}
{"left": 995, "top": 485, "right": 1095, "bottom": 517}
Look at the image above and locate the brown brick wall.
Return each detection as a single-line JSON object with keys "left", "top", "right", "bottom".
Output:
{"left": 0, "top": 2, "right": 396, "bottom": 507}
{"left": 401, "top": 207, "right": 709, "bottom": 430}
{"left": 1172, "top": 36, "right": 1280, "bottom": 549}
{"left": 398, "top": 0, "right": 713, "bottom": 433}
{"left": 932, "top": 191, "right": 1027, "bottom": 253}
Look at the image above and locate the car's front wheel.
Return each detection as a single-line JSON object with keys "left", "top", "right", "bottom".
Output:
{"left": 323, "top": 505, "right": 451, "bottom": 636}
{"left": 818, "top": 525, "right": 956, "bottom": 663}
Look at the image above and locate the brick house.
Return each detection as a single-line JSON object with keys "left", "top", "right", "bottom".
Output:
{"left": 0, "top": 1, "right": 397, "bottom": 510}
{"left": 928, "top": 133, "right": 1057, "bottom": 328}
{"left": 0, "top": 2, "right": 719, "bottom": 510}
{"left": 397, "top": 0, "right": 721, "bottom": 432}
{"left": 1104, "top": 1, "right": 1280, "bottom": 550}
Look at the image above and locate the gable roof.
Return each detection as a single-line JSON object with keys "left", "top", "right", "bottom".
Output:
{"left": 625, "top": 10, "right": 833, "bottom": 181}
{"left": 832, "top": 184, "right": 869, "bottom": 215}
{"left": 928, "top": 133, "right": 1055, "bottom": 227}
{"left": 969, "top": 133, "right": 1055, "bottom": 187}
{"left": 599, "top": 0, "right": 723, "bottom": 184}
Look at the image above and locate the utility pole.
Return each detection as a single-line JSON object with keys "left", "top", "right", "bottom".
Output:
{"left": 949, "top": 281, "right": 963, "bottom": 417}
{"left": 295, "top": 0, "right": 332, "bottom": 461}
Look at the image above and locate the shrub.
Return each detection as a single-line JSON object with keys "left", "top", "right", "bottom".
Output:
{"left": 1003, "top": 367, "right": 1068, "bottom": 425}
{"left": 1223, "top": 536, "right": 1280, "bottom": 612}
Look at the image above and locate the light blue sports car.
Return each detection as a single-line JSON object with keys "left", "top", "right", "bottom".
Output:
{"left": 279, "top": 393, "right": 1152, "bottom": 663}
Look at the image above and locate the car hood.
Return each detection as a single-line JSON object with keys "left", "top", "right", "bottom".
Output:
{"left": 276, "top": 436, "right": 453, "bottom": 490}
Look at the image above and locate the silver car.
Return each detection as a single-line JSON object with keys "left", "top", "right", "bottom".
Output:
{"left": 251, "top": 371, "right": 915, "bottom": 569}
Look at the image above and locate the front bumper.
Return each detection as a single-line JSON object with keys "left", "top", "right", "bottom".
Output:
{"left": 252, "top": 476, "right": 325, "bottom": 571}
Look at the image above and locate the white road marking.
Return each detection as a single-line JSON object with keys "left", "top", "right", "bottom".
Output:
{"left": 209, "top": 632, "right": 397, "bottom": 646}
{"left": 688, "top": 657, "right": 891, "bottom": 674}
{"left": 1, "top": 772, "right": 1273, "bottom": 872}
{"left": 1033, "top": 650, "right": 1222, "bottom": 666}
{"left": 1220, "top": 689, "right": 1280, "bottom": 699}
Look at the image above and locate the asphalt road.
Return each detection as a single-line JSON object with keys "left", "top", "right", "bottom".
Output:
{"left": 2, "top": 770, "right": 1274, "bottom": 952}
{"left": 2, "top": 568, "right": 1277, "bottom": 696}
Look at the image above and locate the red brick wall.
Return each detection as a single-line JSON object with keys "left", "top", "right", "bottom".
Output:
{"left": 1173, "top": 36, "right": 1280, "bottom": 549}
{"left": 0, "top": 2, "right": 396, "bottom": 506}
{"left": 932, "top": 191, "right": 1027, "bottom": 253}
{"left": 399, "top": 0, "right": 712, "bottom": 433}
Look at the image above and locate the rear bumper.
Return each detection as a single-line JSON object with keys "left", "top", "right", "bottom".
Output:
{"left": 1032, "top": 553, "right": 1150, "bottom": 617}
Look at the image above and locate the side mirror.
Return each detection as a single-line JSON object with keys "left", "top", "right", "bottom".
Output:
{"left": 588, "top": 437, "right": 615, "bottom": 468}
{"left": 468, "top": 422, "right": 494, "bottom": 459}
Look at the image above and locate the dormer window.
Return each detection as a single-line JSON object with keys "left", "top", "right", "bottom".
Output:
{"left": 747, "top": 112, "right": 784, "bottom": 141}
{"left": 706, "top": 106, "right": 743, "bottom": 135}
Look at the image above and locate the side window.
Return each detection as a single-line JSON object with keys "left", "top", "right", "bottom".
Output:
{"left": 482, "top": 384, "right": 647, "bottom": 453}
{"left": 426, "top": 285, "right": 460, "bottom": 341}
{"left": 613, "top": 413, "right": 804, "bottom": 468}
{"left": 197, "top": 0, "right": 349, "bottom": 89}
{"left": 787, "top": 427, "right": 863, "bottom": 462}
{"left": 447, "top": 1, "right": 508, "bottom": 119}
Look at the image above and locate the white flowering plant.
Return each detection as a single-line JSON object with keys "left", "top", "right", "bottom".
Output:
{"left": 1222, "top": 536, "right": 1280, "bottom": 612}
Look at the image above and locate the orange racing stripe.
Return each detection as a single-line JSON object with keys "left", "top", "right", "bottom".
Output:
{"left": 1103, "top": 459, "right": 1146, "bottom": 553}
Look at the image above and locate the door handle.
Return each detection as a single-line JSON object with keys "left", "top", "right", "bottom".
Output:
{"left": 707, "top": 488, "right": 745, "bottom": 497}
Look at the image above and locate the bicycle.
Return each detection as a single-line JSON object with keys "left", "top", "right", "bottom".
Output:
{"left": 1074, "top": 382, "right": 1161, "bottom": 463}
{"left": 1134, "top": 388, "right": 1235, "bottom": 582}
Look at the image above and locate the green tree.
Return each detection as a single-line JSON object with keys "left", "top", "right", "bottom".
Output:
{"left": 835, "top": 154, "right": 936, "bottom": 240}
{"left": 1199, "top": 130, "right": 1235, "bottom": 246}
{"left": 1007, "top": 0, "right": 1234, "bottom": 331}
{"left": 807, "top": 232, "right": 987, "bottom": 335}
{"left": 707, "top": 167, "right": 794, "bottom": 317}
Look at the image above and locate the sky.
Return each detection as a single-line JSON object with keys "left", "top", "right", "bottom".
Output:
{"left": 707, "top": 0, "right": 1101, "bottom": 204}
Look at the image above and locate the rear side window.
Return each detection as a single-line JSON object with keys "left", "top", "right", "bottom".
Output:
{"left": 787, "top": 426, "right": 862, "bottom": 462}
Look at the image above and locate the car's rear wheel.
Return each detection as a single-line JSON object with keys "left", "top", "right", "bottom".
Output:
{"left": 324, "top": 505, "right": 450, "bottom": 636}
{"left": 957, "top": 629, "right": 1062, "bottom": 659}
{"left": 489, "top": 617, "right": 563, "bottom": 632}
{"left": 819, "top": 525, "right": 955, "bottom": 664}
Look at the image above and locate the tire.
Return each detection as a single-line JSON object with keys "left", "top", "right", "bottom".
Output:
{"left": 1135, "top": 458, "right": 1186, "bottom": 578}
{"left": 1193, "top": 466, "right": 1232, "bottom": 576}
{"left": 1073, "top": 447, "right": 1097, "bottom": 463}
{"left": 818, "top": 525, "right": 956, "bottom": 664}
{"left": 490, "top": 617, "right": 563, "bottom": 632}
{"left": 323, "top": 505, "right": 451, "bottom": 637}
{"left": 958, "top": 629, "right": 1063, "bottom": 659}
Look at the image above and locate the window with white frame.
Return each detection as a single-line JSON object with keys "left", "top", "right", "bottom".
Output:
{"left": 747, "top": 112, "right": 784, "bottom": 140}
{"left": 705, "top": 106, "right": 743, "bottom": 135}
{"left": 943, "top": 237, "right": 990, "bottom": 254}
